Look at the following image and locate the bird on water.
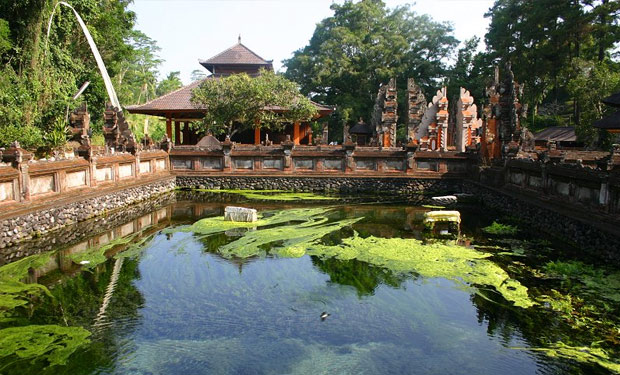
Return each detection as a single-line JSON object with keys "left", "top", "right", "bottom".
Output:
{"left": 320, "top": 312, "right": 330, "bottom": 321}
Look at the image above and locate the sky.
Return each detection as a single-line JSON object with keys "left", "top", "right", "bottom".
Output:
{"left": 129, "top": 0, "right": 496, "bottom": 84}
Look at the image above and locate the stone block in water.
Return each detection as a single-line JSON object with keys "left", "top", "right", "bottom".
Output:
{"left": 423, "top": 210, "right": 461, "bottom": 224}
{"left": 224, "top": 206, "right": 258, "bottom": 222}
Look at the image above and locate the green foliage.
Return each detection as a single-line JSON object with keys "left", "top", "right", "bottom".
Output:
{"left": 190, "top": 69, "right": 207, "bottom": 82}
{"left": 0, "top": 325, "right": 91, "bottom": 367}
{"left": 156, "top": 71, "right": 182, "bottom": 96}
{"left": 567, "top": 59, "right": 620, "bottom": 147}
{"left": 283, "top": 0, "right": 458, "bottom": 139}
{"left": 0, "top": 18, "right": 11, "bottom": 57}
{"left": 482, "top": 221, "right": 519, "bottom": 236}
{"left": 483, "top": 0, "right": 620, "bottom": 144}
{"left": 0, "top": 124, "right": 44, "bottom": 149}
{"left": 191, "top": 70, "right": 318, "bottom": 137}
{"left": 0, "top": 1, "right": 162, "bottom": 150}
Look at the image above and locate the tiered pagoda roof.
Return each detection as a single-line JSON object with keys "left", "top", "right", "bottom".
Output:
{"left": 199, "top": 38, "right": 273, "bottom": 74}
{"left": 126, "top": 38, "right": 333, "bottom": 119}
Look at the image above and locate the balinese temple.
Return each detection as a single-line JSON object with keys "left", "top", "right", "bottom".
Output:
{"left": 349, "top": 119, "right": 373, "bottom": 145}
{"left": 126, "top": 37, "right": 334, "bottom": 145}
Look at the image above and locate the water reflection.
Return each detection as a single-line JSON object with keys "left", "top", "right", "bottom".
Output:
{"left": 0, "top": 199, "right": 616, "bottom": 374}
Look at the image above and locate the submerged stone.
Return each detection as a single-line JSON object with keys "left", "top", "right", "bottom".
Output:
{"left": 431, "top": 195, "right": 457, "bottom": 205}
{"left": 224, "top": 206, "right": 258, "bottom": 222}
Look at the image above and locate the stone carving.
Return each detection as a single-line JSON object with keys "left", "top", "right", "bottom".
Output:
{"left": 406, "top": 78, "right": 426, "bottom": 143}
{"left": 455, "top": 88, "right": 482, "bottom": 152}
{"left": 68, "top": 103, "right": 90, "bottom": 141}
{"left": 371, "top": 78, "right": 398, "bottom": 147}
{"left": 103, "top": 103, "right": 138, "bottom": 154}
{"left": 417, "top": 87, "right": 447, "bottom": 151}
{"left": 436, "top": 87, "right": 449, "bottom": 151}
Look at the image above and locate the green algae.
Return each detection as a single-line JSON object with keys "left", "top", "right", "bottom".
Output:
{"left": 544, "top": 260, "right": 620, "bottom": 303}
{"left": 0, "top": 325, "right": 91, "bottom": 367}
{"left": 0, "top": 281, "right": 51, "bottom": 313}
{"left": 183, "top": 207, "right": 534, "bottom": 308}
{"left": 69, "top": 233, "right": 138, "bottom": 269}
{"left": 522, "top": 343, "right": 620, "bottom": 373}
{"left": 0, "top": 253, "right": 53, "bottom": 282}
{"left": 197, "top": 189, "right": 337, "bottom": 201}
{"left": 182, "top": 207, "right": 336, "bottom": 236}
{"left": 482, "top": 221, "right": 518, "bottom": 236}
{"left": 218, "top": 217, "right": 362, "bottom": 258}
{"left": 305, "top": 235, "right": 535, "bottom": 308}
{"left": 0, "top": 253, "right": 54, "bottom": 319}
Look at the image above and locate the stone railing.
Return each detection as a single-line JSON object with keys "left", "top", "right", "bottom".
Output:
{"left": 168, "top": 143, "right": 473, "bottom": 178}
{"left": 0, "top": 146, "right": 170, "bottom": 207}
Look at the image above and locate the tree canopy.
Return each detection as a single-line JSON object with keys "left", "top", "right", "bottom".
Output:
{"left": 0, "top": 0, "right": 171, "bottom": 149}
{"left": 283, "top": 0, "right": 458, "bottom": 142}
{"left": 191, "top": 70, "right": 318, "bottom": 137}
{"left": 482, "top": 0, "right": 620, "bottom": 145}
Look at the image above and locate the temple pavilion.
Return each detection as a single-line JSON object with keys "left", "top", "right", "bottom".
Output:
{"left": 126, "top": 38, "right": 333, "bottom": 146}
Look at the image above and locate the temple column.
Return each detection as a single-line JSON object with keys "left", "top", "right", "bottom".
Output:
{"left": 166, "top": 117, "right": 172, "bottom": 140}
{"left": 293, "top": 122, "right": 300, "bottom": 145}
{"left": 254, "top": 127, "right": 260, "bottom": 145}
{"left": 183, "top": 121, "right": 190, "bottom": 145}
{"left": 174, "top": 121, "right": 181, "bottom": 146}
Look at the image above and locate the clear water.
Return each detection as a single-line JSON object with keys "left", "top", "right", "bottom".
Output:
{"left": 0, "top": 198, "right": 617, "bottom": 374}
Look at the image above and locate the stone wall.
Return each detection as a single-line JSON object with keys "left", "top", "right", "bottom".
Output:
{"left": 0, "top": 191, "right": 176, "bottom": 265}
{"left": 176, "top": 175, "right": 461, "bottom": 195}
{"left": 464, "top": 180, "right": 620, "bottom": 262}
{"left": 0, "top": 177, "right": 175, "bottom": 250}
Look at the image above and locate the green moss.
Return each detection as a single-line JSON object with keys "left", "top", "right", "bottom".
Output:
{"left": 0, "top": 325, "right": 90, "bottom": 367}
{"left": 525, "top": 342, "right": 620, "bottom": 373}
{"left": 196, "top": 189, "right": 337, "bottom": 201}
{"left": 482, "top": 221, "right": 518, "bottom": 236}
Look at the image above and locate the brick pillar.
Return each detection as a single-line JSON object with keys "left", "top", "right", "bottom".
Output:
{"left": 254, "top": 127, "right": 260, "bottom": 145}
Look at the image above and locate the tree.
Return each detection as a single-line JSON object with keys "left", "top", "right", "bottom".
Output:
{"left": 190, "top": 69, "right": 207, "bottom": 82}
{"left": 191, "top": 70, "right": 318, "bottom": 137}
{"left": 484, "top": 0, "right": 620, "bottom": 121}
{"left": 0, "top": 0, "right": 162, "bottom": 149}
{"left": 0, "top": 18, "right": 11, "bottom": 57}
{"left": 567, "top": 59, "right": 620, "bottom": 147}
{"left": 156, "top": 71, "right": 182, "bottom": 96}
{"left": 284, "top": 0, "right": 458, "bottom": 142}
